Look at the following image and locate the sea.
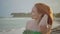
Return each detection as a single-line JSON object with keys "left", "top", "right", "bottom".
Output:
{"left": 0, "top": 17, "right": 60, "bottom": 34}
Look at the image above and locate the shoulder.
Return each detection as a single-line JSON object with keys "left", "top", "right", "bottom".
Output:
{"left": 26, "top": 19, "right": 35, "bottom": 29}
{"left": 26, "top": 19, "right": 34, "bottom": 25}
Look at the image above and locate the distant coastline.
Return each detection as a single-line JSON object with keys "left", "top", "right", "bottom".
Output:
{"left": 0, "top": 13, "right": 60, "bottom": 18}
{"left": 11, "top": 13, "right": 31, "bottom": 17}
{"left": 11, "top": 13, "right": 60, "bottom": 18}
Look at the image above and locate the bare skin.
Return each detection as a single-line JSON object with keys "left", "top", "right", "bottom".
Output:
{"left": 31, "top": 6, "right": 42, "bottom": 23}
{"left": 31, "top": 6, "right": 51, "bottom": 34}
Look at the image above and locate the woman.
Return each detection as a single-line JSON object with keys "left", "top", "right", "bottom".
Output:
{"left": 23, "top": 3, "right": 53, "bottom": 34}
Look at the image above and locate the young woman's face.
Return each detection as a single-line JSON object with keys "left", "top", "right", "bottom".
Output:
{"left": 31, "top": 7, "right": 40, "bottom": 19}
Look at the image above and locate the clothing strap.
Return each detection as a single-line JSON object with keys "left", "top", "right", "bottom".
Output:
{"left": 23, "top": 30, "right": 42, "bottom": 34}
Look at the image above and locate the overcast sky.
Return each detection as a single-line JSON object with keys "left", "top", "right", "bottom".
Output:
{"left": 0, "top": 0, "right": 60, "bottom": 17}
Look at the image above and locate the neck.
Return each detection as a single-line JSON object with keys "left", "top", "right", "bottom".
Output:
{"left": 35, "top": 16, "right": 42, "bottom": 24}
{"left": 35, "top": 18, "right": 39, "bottom": 22}
{"left": 35, "top": 14, "right": 44, "bottom": 24}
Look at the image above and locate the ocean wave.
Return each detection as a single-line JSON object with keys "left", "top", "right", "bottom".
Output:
{"left": 0, "top": 27, "right": 25, "bottom": 34}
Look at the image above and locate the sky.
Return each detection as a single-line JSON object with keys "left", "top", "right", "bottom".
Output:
{"left": 0, "top": 0, "right": 60, "bottom": 17}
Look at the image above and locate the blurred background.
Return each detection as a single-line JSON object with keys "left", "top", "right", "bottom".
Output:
{"left": 0, "top": 0, "right": 60, "bottom": 34}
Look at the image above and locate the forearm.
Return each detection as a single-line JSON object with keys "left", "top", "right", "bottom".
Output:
{"left": 40, "top": 25, "right": 52, "bottom": 34}
{"left": 46, "top": 25, "right": 52, "bottom": 34}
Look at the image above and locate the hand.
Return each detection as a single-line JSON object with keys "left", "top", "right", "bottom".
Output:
{"left": 40, "top": 25, "right": 48, "bottom": 34}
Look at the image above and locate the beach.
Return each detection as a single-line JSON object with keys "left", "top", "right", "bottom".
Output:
{"left": 0, "top": 18, "right": 60, "bottom": 34}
